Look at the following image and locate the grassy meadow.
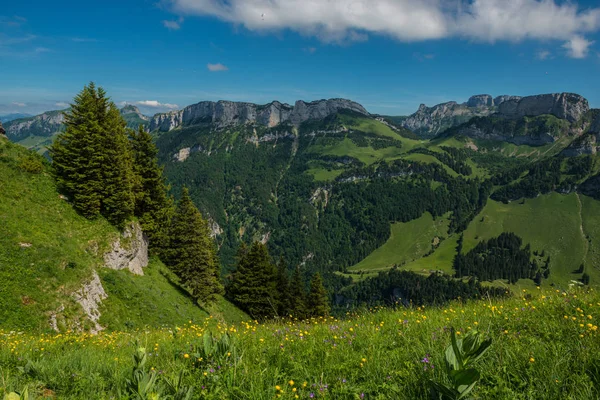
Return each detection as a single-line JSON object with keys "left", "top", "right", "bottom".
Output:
{"left": 2, "top": 288, "right": 600, "bottom": 399}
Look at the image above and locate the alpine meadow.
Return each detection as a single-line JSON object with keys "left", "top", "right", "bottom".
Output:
{"left": 3, "top": 0, "right": 600, "bottom": 398}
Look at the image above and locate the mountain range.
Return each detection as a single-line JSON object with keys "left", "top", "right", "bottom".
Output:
{"left": 3, "top": 89, "right": 600, "bottom": 331}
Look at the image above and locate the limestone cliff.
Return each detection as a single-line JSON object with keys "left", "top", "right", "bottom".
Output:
{"left": 4, "top": 109, "right": 65, "bottom": 141}
{"left": 400, "top": 94, "right": 519, "bottom": 138}
{"left": 149, "top": 98, "right": 368, "bottom": 132}
{"left": 498, "top": 93, "right": 589, "bottom": 122}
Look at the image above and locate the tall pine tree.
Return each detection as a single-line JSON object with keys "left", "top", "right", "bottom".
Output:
{"left": 99, "top": 100, "right": 135, "bottom": 227}
{"left": 227, "top": 241, "right": 278, "bottom": 319}
{"left": 130, "top": 125, "right": 173, "bottom": 251}
{"left": 275, "top": 257, "right": 291, "bottom": 316}
{"left": 168, "top": 187, "right": 223, "bottom": 303}
{"left": 307, "top": 273, "right": 330, "bottom": 317}
{"left": 51, "top": 83, "right": 105, "bottom": 218}
{"left": 50, "top": 82, "right": 134, "bottom": 227}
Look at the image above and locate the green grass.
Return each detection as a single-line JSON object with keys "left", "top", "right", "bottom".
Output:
{"left": 309, "top": 138, "right": 407, "bottom": 166}
{"left": 305, "top": 167, "right": 344, "bottom": 181}
{"left": 350, "top": 212, "right": 450, "bottom": 272}
{"left": 2, "top": 288, "right": 600, "bottom": 399}
{"left": 402, "top": 153, "right": 459, "bottom": 177}
{"left": 0, "top": 139, "right": 245, "bottom": 331}
{"left": 460, "top": 193, "right": 590, "bottom": 285}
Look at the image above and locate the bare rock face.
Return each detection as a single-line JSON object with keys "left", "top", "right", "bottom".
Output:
{"left": 494, "top": 95, "right": 522, "bottom": 106}
{"left": 103, "top": 222, "right": 149, "bottom": 275}
{"left": 467, "top": 94, "right": 493, "bottom": 108}
{"left": 498, "top": 93, "right": 589, "bottom": 122}
{"left": 0, "top": 121, "right": 5, "bottom": 138}
{"left": 401, "top": 101, "right": 495, "bottom": 138}
{"left": 149, "top": 98, "right": 368, "bottom": 132}
{"left": 72, "top": 271, "right": 108, "bottom": 334}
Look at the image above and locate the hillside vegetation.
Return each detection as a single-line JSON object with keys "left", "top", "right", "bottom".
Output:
{"left": 0, "top": 136, "right": 244, "bottom": 332}
{"left": 1, "top": 288, "right": 599, "bottom": 399}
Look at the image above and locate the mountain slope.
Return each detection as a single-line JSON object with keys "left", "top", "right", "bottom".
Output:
{"left": 0, "top": 138, "right": 246, "bottom": 331}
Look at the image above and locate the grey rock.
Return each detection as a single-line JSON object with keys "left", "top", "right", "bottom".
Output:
{"left": 467, "top": 94, "right": 493, "bottom": 108}
{"left": 149, "top": 98, "right": 368, "bottom": 132}
{"left": 457, "top": 123, "right": 556, "bottom": 146}
{"left": 103, "top": 222, "right": 149, "bottom": 275}
{"left": 72, "top": 271, "right": 108, "bottom": 334}
{"left": 401, "top": 101, "right": 495, "bottom": 138}
{"left": 493, "top": 95, "right": 522, "bottom": 106}
{"left": 561, "top": 133, "right": 598, "bottom": 156}
{"left": 0, "top": 121, "right": 5, "bottom": 138}
{"left": 498, "top": 93, "right": 589, "bottom": 122}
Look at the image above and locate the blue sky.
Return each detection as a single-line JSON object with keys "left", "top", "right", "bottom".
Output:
{"left": 1, "top": 0, "right": 600, "bottom": 116}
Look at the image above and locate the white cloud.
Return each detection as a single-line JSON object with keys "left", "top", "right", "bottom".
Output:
{"left": 55, "top": 102, "right": 69, "bottom": 107}
{"left": 163, "top": 16, "right": 184, "bottom": 30}
{"left": 168, "top": 0, "right": 600, "bottom": 53}
{"left": 562, "top": 35, "right": 594, "bottom": 58}
{"left": 536, "top": 50, "right": 551, "bottom": 60}
{"left": 12, "top": 102, "right": 26, "bottom": 107}
{"left": 207, "top": 63, "right": 229, "bottom": 71}
{"left": 135, "top": 100, "right": 179, "bottom": 109}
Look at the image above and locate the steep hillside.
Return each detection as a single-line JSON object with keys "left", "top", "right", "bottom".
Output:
{"left": 0, "top": 139, "right": 246, "bottom": 332}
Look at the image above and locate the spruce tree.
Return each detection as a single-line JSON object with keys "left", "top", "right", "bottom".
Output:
{"left": 130, "top": 125, "right": 172, "bottom": 250}
{"left": 288, "top": 267, "right": 308, "bottom": 319}
{"left": 227, "top": 241, "right": 278, "bottom": 319}
{"left": 99, "top": 101, "right": 135, "bottom": 227}
{"left": 307, "top": 272, "right": 330, "bottom": 317}
{"left": 168, "top": 187, "right": 223, "bottom": 303}
{"left": 275, "top": 257, "right": 291, "bottom": 316}
{"left": 50, "top": 82, "right": 135, "bottom": 227}
{"left": 50, "top": 83, "right": 105, "bottom": 218}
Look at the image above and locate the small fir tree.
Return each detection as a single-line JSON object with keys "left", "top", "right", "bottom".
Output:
{"left": 275, "top": 257, "right": 291, "bottom": 316}
{"left": 168, "top": 187, "right": 223, "bottom": 303}
{"left": 307, "top": 272, "right": 330, "bottom": 317}
{"left": 227, "top": 241, "right": 278, "bottom": 319}
{"left": 288, "top": 267, "right": 308, "bottom": 320}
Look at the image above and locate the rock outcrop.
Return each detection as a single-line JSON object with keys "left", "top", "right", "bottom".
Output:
{"left": 149, "top": 98, "right": 368, "bottom": 132}
{"left": 103, "top": 222, "right": 149, "bottom": 275}
{"left": 0, "top": 121, "right": 5, "bottom": 139}
{"left": 498, "top": 93, "right": 589, "bottom": 122}
{"left": 72, "top": 271, "right": 108, "bottom": 334}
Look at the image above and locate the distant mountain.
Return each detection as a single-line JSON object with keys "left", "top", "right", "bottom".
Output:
{"left": 441, "top": 93, "right": 592, "bottom": 146}
{"left": 396, "top": 94, "right": 522, "bottom": 138}
{"left": 4, "top": 109, "right": 66, "bottom": 142}
{"left": 5, "top": 105, "right": 150, "bottom": 152}
{"left": 0, "top": 113, "right": 32, "bottom": 123}
{"left": 149, "top": 98, "right": 369, "bottom": 132}
{"left": 120, "top": 104, "right": 150, "bottom": 130}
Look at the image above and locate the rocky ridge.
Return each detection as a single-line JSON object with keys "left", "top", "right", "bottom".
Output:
{"left": 120, "top": 104, "right": 149, "bottom": 121}
{"left": 498, "top": 93, "right": 589, "bottom": 122}
{"left": 0, "top": 121, "right": 5, "bottom": 138}
{"left": 4, "top": 109, "right": 65, "bottom": 141}
{"left": 149, "top": 98, "right": 368, "bottom": 132}
{"left": 400, "top": 94, "right": 522, "bottom": 138}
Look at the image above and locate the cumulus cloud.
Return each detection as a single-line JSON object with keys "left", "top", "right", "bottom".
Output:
{"left": 168, "top": 0, "right": 600, "bottom": 54}
{"left": 562, "top": 35, "right": 594, "bottom": 58}
{"left": 207, "top": 63, "right": 229, "bottom": 71}
{"left": 135, "top": 100, "right": 179, "bottom": 109}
